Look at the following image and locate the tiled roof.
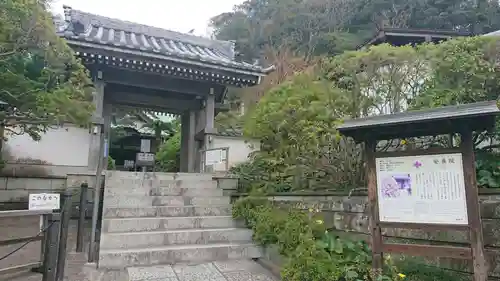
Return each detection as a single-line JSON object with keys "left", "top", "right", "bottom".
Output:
{"left": 58, "top": 6, "right": 273, "bottom": 76}
{"left": 338, "top": 100, "right": 499, "bottom": 131}
{"left": 338, "top": 100, "right": 499, "bottom": 141}
{"left": 484, "top": 30, "right": 500, "bottom": 37}
{"left": 216, "top": 127, "right": 243, "bottom": 137}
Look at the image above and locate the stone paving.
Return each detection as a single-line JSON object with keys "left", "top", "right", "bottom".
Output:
{"left": 0, "top": 217, "right": 279, "bottom": 281}
{"left": 126, "top": 260, "right": 277, "bottom": 281}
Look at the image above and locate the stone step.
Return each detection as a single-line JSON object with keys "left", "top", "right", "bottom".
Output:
{"left": 103, "top": 205, "right": 232, "bottom": 218}
{"left": 102, "top": 216, "right": 241, "bottom": 233}
{"left": 105, "top": 171, "right": 213, "bottom": 182}
{"left": 150, "top": 187, "right": 223, "bottom": 197}
{"left": 100, "top": 228, "right": 254, "bottom": 249}
{"left": 104, "top": 195, "right": 230, "bottom": 207}
{"left": 99, "top": 243, "right": 263, "bottom": 269}
{"left": 104, "top": 186, "right": 223, "bottom": 197}
{"left": 106, "top": 179, "right": 218, "bottom": 189}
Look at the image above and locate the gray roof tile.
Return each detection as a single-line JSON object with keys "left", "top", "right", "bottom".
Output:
{"left": 58, "top": 7, "right": 273, "bottom": 75}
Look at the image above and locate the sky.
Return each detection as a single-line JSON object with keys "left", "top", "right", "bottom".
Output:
{"left": 50, "top": 0, "right": 242, "bottom": 37}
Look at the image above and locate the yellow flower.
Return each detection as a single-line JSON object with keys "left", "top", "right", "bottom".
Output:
{"left": 400, "top": 139, "right": 407, "bottom": 145}
{"left": 398, "top": 273, "right": 406, "bottom": 278}
{"left": 308, "top": 208, "right": 314, "bottom": 213}
{"left": 316, "top": 219, "right": 323, "bottom": 225}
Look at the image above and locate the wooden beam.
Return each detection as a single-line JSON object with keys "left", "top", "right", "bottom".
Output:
{"left": 378, "top": 221, "right": 469, "bottom": 231}
{"left": 102, "top": 66, "right": 226, "bottom": 97}
{"left": 108, "top": 92, "right": 202, "bottom": 112}
{"left": 382, "top": 243, "right": 472, "bottom": 259}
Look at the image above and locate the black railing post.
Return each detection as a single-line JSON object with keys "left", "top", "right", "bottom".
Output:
{"left": 42, "top": 213, "right": 60, "bottom": 281}
{"left": 76, "top": 183, "right": 88, "bottom": 252}
{"left": 40, "top": 213, "right": 48, "bottom": 265}
{"left": 56, "top": 190, "right": 72, "bottom": 281}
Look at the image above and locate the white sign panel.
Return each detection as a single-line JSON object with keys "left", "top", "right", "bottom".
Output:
{"left": 29, "top": 193, "right": 60, "bottom": 211}
{"left": 140, "top": 139, "right": 151, "bottom": 153}
{"left": 124, "top": 160, "right": 135, "bottom": 168}
{"left": 137, "top": 152, "right": 155, "bottom": 162}
{"left": 376, "top": 153, "right": 468, "bottom": 225}
{"left": 206, "top": 150, "right": 223, "bottom": 165}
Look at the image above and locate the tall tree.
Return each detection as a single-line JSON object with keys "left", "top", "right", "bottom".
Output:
{"left": 0, "top": 0, "right": 93, "bottom": 141}
{"left": 211, "top": 0, "right": 500, "bottom": 65}
{"left": 210, "top": 0, "right": 361, "bottom": 63}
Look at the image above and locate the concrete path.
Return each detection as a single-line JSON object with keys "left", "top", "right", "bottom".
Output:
{"left": 0, "top": 217, "right": 279, "bottom": 281}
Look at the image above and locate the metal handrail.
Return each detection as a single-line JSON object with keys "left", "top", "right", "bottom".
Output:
{"left": 0, "top": 210, "right": 52, "bottom": 218}
{"left": 0, "top": 191, "right": 73, "bottom": 281}
{"left": 200, "top": 147, "right": 230, "bottom": 172}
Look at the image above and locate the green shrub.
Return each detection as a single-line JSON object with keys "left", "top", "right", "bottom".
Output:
{"left": 155, "top": 132, "right": 180, "bottom": 172}
{"left": 107, "top": 156, "right": 116, "bottom": 170}
{"left": 232, "top": 196, "right": 398, "bottom": 281}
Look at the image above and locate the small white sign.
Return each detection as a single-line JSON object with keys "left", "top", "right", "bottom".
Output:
{"left": 124, "top": 160, "right": 135, "bottom": 168}
{"left": 29, "top": 193, "right": 60, "bottom": 211}
{"left": 140, "top": 139, "right": 151, "bottom": 153}
{"left": 206, "top": 150, "right": 223, "bottom": 165}
{"left": 137, "top": 152, "right": 155, "bottom": 162}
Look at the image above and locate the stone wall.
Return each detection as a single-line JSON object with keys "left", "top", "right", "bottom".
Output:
{"left": 0, "top": 173, "right": 99, "bottom": 218}
{"left": 234, "top": 190, "right": 500, "bottom": 279}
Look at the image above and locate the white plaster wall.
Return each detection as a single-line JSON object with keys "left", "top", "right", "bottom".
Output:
{"left": 3, "top": 124, "right": 90, "bottom": 167}
{"left": 208, "top": 136, "right": 259, "bottom": 171}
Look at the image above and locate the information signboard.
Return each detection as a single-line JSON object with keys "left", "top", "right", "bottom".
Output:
{"left": 205, "top": 149, "right": 223, "bottom": 165}
{"left": 136, "top": 152, "right": 155, "bottom": 167}
{"left": 376, "top": 153, "right": 468, "bottom": 225}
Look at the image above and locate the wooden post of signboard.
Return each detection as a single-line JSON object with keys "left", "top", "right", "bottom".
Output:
{"left": 366, "top": 139, "right": 383, "bottom": 278}
{"left": 460, "top": 129, "right": 488, "bottom": 280}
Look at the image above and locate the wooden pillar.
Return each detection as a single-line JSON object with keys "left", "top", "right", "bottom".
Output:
{"left": 102, "top": 102, "right": 112, "bottom": 170}
{"left": 205, "top": 88, "right": 215, "bottom": 137}
{"left": 460, "top": 129, "right": 488, "bottom": 281}
{"left": 187, "top": 111, "right": 196, "bottom": 172}
{"left": 365, "top": 139, "right": 383, "bottom": 277}
{"left": 88, "top": 73, "right": 105, "bottom": 171}
{"left": 180, "top": 111, "right": 196, "bottom": 172}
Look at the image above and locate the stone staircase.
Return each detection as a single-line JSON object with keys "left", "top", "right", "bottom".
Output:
{"left": 98, "top": 171, "right": 262, "bottom": 269}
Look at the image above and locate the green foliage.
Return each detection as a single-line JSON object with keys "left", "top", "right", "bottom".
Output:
{"left": 232, "top": 196, "right": 400, "bottom": 281}
{"left": 210, "top": 0, "right": 500, "bottom": 65}
{"left": 155, "top": 132, "right": 180, "bottom": 172}
{"left": 396, "top": 258, "right": 469, "bottom": 281}
{"left": 476, "top": 151, "right": 500, "bottom": 189}
{"left": 323, "top": 43, "right": 424, "bottom": 117}
{"left": 414, "top": 36, "right": 500, "bottom": 109}
{"left": 235, "top": 37, "right": 500, "bottom": 192}
{"left": 230, "top": 153, "right": 295, "bottom": 193}
{"left": 107, "top": 156, "right": 116, "bottom": 170}
{"left": 0, "top": 0, "right": 94, "bottom": 140}
{"left": 243, "top": 73, "right": 365, "bottom": 191}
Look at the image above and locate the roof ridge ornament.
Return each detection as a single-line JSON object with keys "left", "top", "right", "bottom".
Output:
{"left": 62, "top": 5, "right": 75, "bottom": 36}
{"left": 62, "top": 5, "right": 86, "bottom": 36}
{"left": 63, "top": 5, "right": 72, "bottom": 23}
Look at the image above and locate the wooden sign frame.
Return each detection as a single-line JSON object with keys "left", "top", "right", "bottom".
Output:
{"left": 365, "top": 135, "right": 486, "bottom": 280}
{"left": 337, "top": 101, "right": 499, "bottom": 281}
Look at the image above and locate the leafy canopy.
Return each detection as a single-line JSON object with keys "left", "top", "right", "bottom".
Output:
{"left": 237, "top": 36, "right": 500, "bottom": 192}
{"left": 0, "top": 0, "right": 93, "bottom": 140}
